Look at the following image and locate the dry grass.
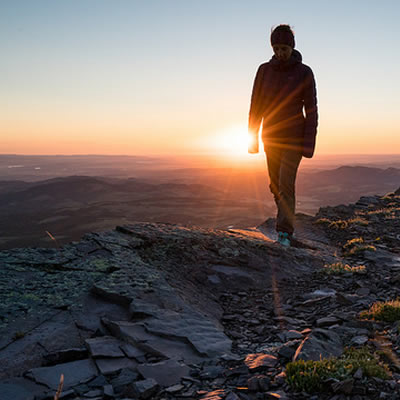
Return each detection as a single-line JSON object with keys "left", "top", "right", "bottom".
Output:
{"left": 54, "top": 374, "right": 64, "bottom": 400}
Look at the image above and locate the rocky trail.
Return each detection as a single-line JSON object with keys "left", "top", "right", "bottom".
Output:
{"left": 0, "top": 189, "right": 399, "bottom": 400}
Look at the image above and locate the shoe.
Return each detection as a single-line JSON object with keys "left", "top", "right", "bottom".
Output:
{"left": 277, "top": 231, "right": 291, "bottom": 247}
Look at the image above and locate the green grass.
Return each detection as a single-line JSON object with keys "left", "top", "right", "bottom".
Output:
{"left": 360, "top": 299, "right": 400, "bottom": 322}
{"left": 322, "top": 262, "right": 366, "bottom": 275}
{"left": 286, "top": 347, "right": 390, "bottom": 393}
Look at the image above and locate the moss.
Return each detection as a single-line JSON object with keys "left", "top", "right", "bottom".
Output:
{"left": 322, "top": 262, "right": 366, "bottom": 275}
{"left": 286, "top": 347, "right": 390, "bottom": 393}
{"left": 360, "top": 299, "right": 400, "bottom": 322}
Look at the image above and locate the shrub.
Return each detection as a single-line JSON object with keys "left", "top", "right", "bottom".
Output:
{"left": 322, "top": 262, "right": 366, "bottom": 275}
{"left": 286, "top": 347, "right": 389, "bottom": 393}
{"left": 360, "top": 299, "right": 400, "bottom": 322}
{"left": 343, "top": 237, "right": 376, "bottom": 256}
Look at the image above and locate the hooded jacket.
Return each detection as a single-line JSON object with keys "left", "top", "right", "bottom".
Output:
{"left": 248, "top": 49, "right": 318, "bottom": 157}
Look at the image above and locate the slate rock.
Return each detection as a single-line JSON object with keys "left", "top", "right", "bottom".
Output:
{"left": 95, "top": 357, "right": 137, "bottom": 376}
{"left": 293, "top": 328, "right": 343, "bottom": 361}
{"left": 247, "top": 374, "right": 270, "bottom": 392}
{"left": 87, "top": 375, "right": 108, "bottom": 388}
{"left": 132, "top": 378, "right": 159, "bottom": 399}
{"left": 0, "top": 382, "right": 36, "bottom": 400}
{"left": 85, "top": 336, "right": 125, "bottom": 358}
{"left": 44, "top": 347, "right": 88, "bottom": 366}
{"left": 103, "top": 384, "right": 115, "bottom": 398}
{"left": 244, "top": 353, "right": 278, "bottom": 372}
{"left": 83, "top": 389, "right": 103, "bottom": 397}
{"left": 351, "top": 335, "right": 369, "bottom": 346}
{"left": 285, "top": 330, "right": 303, "bottom": 340}
{"left": 225, "top": 392, "right": 241, "bottom": 400}
{"left": 110, "top": 368, "right": 139, "bottom": 394}
{"left": 332, "top": 378, "right": 354, "bottom": 394}
{"left": 316, "top": 316, "right": 341, "bottom": 327}
{"left": 278, "top": 344, "right": 296, "bottom": 360}
{"left": 26, "top": 359, "right": 97, "bottom": 390}
{"left": 165, "top": 383, "right": 184, "bottom": 393}
{"left": 199, "top": 365, "right": 224, "bottom": 380}
{"left": 103, "top": 320, "right": 203, "bottom": 363}
{"left": 137, "top": 359, "right": 190, "bottom": 387}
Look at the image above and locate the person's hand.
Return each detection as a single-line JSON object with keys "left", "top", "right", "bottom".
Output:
{"left": 248, "top": 134, "right": 259, "bottom": 154}
{"left": 302, "top": 135, "right": 316, "bottom": 158}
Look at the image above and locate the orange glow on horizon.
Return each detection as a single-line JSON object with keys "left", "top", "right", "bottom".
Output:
{"left": 208, "top": 124, "right": 256, "bottom": 159}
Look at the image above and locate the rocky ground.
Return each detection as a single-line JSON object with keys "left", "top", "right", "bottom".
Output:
{"left": 0, "top": 188, "right": 399, "bottom": 400}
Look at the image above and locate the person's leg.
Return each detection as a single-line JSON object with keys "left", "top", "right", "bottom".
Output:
{"left": 276, "top": 148, "right": 302, "bottom": 235}
{"left": 264, "top": 145, "right": 282, "bottom": 208}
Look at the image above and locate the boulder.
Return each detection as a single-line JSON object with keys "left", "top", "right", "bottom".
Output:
{"left": 293, "top": 328, "right": 343, "bottom": 361}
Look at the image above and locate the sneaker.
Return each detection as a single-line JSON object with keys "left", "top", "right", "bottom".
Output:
{"left": 277, "top": 231, "right": 291, "bottom": 247}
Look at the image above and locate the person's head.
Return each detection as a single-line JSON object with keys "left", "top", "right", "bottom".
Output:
{"left": 270, "top": 24, "right": 295, "bottom": 62}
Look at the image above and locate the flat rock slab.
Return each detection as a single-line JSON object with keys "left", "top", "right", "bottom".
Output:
{"left": 85, "top": 336, "right": 125, "bottom": 358}
{"left": 104, "top": 320, "right": 204, "bottom": 363}
{"left": 144, "top": 311, "right": 232, "bottom": 358}
{"left": 95, "top": 357, "right": 138, "bottom": 376}
{"left": 0, "top": 377, "right": 47, "bottom": 400}
{"left": 244, "top": 354, "right": 278, "bottom": 372}
{"left": 26, "top": 359, "right": 97, "bottom": 390}
{"left": 133, "top": 378, "right": 160, "bottom": 399}
{"left": 137, "top": 359, "right": 190, "bottom": 387}
{"left": 293, "top": 328, "right": 343, "bottom": 362}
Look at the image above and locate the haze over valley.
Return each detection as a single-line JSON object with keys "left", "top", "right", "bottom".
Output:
{"left": 1, "top": 154, "right": 399, "bottom": 250}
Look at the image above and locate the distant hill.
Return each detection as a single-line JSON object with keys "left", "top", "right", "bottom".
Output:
{"left": 297, "top": 166, "right": 400, "bottom": 206}
{"left": 0, "top": 166, "right": 398, "bottom": 249}
{"left": 0, "top": 175, "right": 270, "bottom": 249}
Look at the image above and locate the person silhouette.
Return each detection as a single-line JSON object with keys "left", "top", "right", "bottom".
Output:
{"left": 248, "top": 24, "right": 318, "bottom": 246}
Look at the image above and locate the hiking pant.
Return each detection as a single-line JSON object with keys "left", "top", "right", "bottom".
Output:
{"left": 264, "top": 144, "right": 302, "bottom": 235}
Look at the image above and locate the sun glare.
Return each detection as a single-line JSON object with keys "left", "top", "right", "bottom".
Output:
{"left": 212, "top": 124, "right": 254, "bottom": 158}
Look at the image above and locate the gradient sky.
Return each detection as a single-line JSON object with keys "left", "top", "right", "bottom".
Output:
{"left": 1, "top": 0, "right": 399, "bottom": 156}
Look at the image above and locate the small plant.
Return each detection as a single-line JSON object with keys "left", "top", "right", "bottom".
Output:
{"left": 54, "top": 374, "right": 64, "bottom": 400}
{"left": 12, "top": 331, "right": 25, "bottom": 340}
{"left": 323, "top": 262, "right": 366, "bottom": 275}
{"left": 315, "top": 218, "right": 331, "bottom": 225}
{"left": 286, "top": 347, "right": 389, "bottom": 393}
{"left": 343, "top": 237, "right": 376, "bottom": 256}
{"left": 360, "top": 299, "right": 400, "bottom": 322}
{"left": 348, "top": 217, "right": 369, "bottom": 226}
{"left": 328, "top": 220, "right": 348, "bottom": 229}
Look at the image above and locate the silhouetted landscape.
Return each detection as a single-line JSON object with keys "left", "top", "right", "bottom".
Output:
{"left": 0, "top": 154, "right": 399, "bottom": 250}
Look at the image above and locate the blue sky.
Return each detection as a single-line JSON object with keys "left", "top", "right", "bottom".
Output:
{"left": 1, "top": 0, "right": 399, "bottom": 155}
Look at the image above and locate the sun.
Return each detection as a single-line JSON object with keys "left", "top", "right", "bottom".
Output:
{"left": 212, "top": 123, "right": 255, "bottom": 158}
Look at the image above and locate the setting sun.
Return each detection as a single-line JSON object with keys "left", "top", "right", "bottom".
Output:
{"left": 211, "top": 124, "right": 255, "bottom": 158}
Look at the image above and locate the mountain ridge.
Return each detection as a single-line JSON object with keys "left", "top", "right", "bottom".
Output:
{"left": 0, "top": 189, "right": 399, "bottom": 399}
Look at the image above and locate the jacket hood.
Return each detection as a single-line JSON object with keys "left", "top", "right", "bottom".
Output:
{"left": 270, "top": 49, "right": 302, "bottom": 70}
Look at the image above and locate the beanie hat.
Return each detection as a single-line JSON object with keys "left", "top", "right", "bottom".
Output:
{"left": 270, "top": 25, "right": 295, "bottom": 48}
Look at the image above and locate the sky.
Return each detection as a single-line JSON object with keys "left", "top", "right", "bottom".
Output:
{"left": 1, "top": 0, "right": 399, "bottom": 157}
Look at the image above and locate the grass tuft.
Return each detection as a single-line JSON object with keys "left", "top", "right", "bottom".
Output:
{"left": 323, "top": 262, "right": 366, "bottom": 275}
{"left": 360, "top": 299, "right": 400, "bottom": 322}
{"left": 343, "top": 237, "right": 376, "bottom": 256}
{"left": 286, "top": 347, "right": 389, "bottom": 393}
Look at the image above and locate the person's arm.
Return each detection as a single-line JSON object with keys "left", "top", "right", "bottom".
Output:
{"left": 303, "top": 67, "right": 318, "bottom": 158}
{"left": 248, "top": 65, "right": 265, "bottom": 153}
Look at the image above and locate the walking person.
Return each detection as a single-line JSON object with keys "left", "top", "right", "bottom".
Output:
{"left": 248, "top": 24, "right": 318, "bottom": 246}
